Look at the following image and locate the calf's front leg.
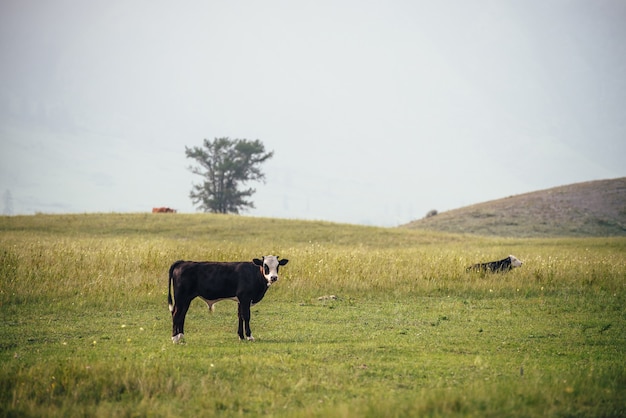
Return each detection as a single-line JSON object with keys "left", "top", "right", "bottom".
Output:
{"left": 237, "top": 300, "right": 254, "bottom": 341}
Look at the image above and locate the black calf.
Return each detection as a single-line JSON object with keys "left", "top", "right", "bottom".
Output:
{"left": 168, "top": 255, "right": 288, "bottom": 343}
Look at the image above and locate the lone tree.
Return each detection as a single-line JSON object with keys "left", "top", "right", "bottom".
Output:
{"left": 185, "top": 137, "right": 274, "bottom": 214}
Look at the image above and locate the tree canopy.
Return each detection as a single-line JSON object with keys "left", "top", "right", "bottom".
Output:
{"left": 185, "top": 137, "right": 274, "bottom": 214}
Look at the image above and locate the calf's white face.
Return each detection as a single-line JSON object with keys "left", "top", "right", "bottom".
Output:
{"left": 254, "top": 255, "right": 289, "bottom": 286}
{"left": 509, "top": 255, "right": 523, "bottom": 267}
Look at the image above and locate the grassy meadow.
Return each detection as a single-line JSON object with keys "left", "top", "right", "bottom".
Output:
{"left": 1, "top": 213, "right": 625, "bottom": 417}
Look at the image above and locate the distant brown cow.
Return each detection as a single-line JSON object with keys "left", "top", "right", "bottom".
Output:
{"left": 152, "top": 207, "right": 177, "bottom": 213}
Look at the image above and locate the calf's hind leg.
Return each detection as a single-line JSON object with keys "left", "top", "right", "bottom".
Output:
{"left": 171, "top": 299, "right": 191, "bottom": 343}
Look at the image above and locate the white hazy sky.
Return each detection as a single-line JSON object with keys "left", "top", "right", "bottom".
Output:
{"left": 1, "top": 0, "right": 625, "bottom": 226}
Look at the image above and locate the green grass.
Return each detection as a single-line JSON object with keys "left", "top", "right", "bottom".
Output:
{"left": 1, "top": 213, "right": 625, "bottom": 417}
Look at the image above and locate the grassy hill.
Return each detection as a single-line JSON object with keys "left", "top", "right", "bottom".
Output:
{"left": 402, "top": 177, "right": 626, "bottom": 237}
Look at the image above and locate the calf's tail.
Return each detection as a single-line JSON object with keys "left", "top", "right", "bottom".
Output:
{"left": 168, "top": 260, "right": 184, "bottom": 313}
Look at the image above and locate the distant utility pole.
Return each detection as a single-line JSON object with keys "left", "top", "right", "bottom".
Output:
{"left": 3, "top": 190, "right": 14, "bottom": 215}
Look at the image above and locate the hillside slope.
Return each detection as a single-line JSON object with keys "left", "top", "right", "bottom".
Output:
{"left": 402, "top": 177, "right": 626, "bottom": 237}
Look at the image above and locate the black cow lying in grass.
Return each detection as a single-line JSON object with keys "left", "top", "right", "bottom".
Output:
{"left": 467, "top": 255, "right": 523, "bottom": 272}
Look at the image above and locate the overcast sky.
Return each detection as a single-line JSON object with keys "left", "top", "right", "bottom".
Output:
{"left": 1, "top": 0, "right": 625, "bottom": 226}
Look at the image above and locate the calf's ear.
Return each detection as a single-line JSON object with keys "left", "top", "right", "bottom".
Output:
{"left": 253, "top": 258, "right": 263, "bottom": 266}
{"left": 279, "top": 258, "right": 289, "bottom": 266}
